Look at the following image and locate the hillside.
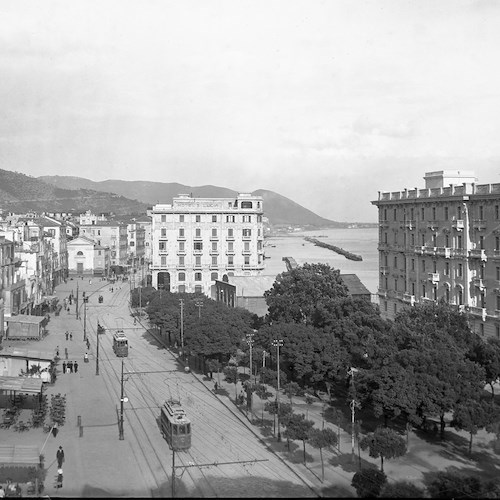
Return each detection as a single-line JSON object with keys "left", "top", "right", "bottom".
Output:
{"left": 39, "top": 175, "right": 344, "bottom": 227}
{"left": 0, "top": 169, "right": 147, "bottom": 215}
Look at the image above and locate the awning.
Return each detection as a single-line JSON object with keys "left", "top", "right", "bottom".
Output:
{"left": 0, "top": 445, "right": 40, "bottom": 466}
{"left": 0, "top": 376, "right": 43, "bottom": 394}
{"left": 0, "top": 346, "right": 54, "bottom": 362}
{"left": 5, "top": 315, "right": 47, "bottom": 325}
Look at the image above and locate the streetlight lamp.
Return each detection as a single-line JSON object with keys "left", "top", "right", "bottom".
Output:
{"left": 194, "top": 299, "right": 203, "bottom": 319}
{"left": 272, "top": 339, "right": 284, "bottom": 442}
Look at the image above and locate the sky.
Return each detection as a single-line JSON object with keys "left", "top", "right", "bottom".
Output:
{"left": 1, "top": 0, "right": 500, "bottom": 222}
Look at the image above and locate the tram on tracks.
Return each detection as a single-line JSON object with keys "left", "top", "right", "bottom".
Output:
{"left": 112, "top": 330, "right": 129, "bottom": 357}
{"left": 160, "top": 399, "right": 191, "bottom": 450}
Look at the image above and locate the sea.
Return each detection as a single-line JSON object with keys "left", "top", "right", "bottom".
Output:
{"left": 262, "top": 227, "right": 379, "bottom": 296}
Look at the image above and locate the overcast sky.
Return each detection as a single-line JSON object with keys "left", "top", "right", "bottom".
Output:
{"left": 1, "top": 0, "right": 499, "bottom": 222}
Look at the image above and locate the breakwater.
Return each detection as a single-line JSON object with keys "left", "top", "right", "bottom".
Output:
{"left": 304, "top": 237, "right": 363, "bottom": 261}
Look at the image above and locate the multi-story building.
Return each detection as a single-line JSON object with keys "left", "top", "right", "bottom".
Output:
{"left": 150, "top": 193, "right": 265, "bottom": 296}
{"left": 79, "top": 221, "right": 128, "bottom": 268}
{"left": 372, "top": 170, "right": 500, "bottom": 338}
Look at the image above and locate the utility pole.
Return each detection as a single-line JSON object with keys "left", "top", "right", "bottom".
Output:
{"left": 179, "top": 299, "right": 184, "bottom": 360}
{"left": 76, "top": 281, "right": 79, "bottom": 320}
{"left": 262, "top": 350, "right": 268, "bottom": 368}
{"left": 119, "top": 358, "right": 125, "bottom": 440}
{"left": 348, "top": 367, "right": 360, "bottom": 462}
{"left": 83, "top": 297, "right": 87, "bottom": 341}
{"left": 272, "top": 339, "right": 284, "bottom": 442}
{"left": 246, "top": 333, "right": 254, "bottom": 383}
{"left": 96, "top": 323, "right": 101, "bottom": 376}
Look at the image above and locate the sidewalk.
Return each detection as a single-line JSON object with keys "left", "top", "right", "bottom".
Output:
{"left": 1, "top": 277, "right": 148, "bottom": 497}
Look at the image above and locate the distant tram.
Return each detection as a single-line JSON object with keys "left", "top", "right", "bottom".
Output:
{"left": 112, "top": 331, "right": 128, "bottom": 357}
{"left": 160, "top": 399, "right": 191, "bottom": 450}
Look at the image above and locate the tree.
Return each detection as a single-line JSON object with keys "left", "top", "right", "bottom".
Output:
{"left": 309, "top": 427, "right": 338, "bottom": 482}
{"left": 452, "top": 398, "right": 496, "bottom": 455}
{"left": 284, "top": 382, "right": 300, "bottom": 407}
{"left": 282, "top": 413, "right": 314, "bottom": 463}
{"left": 468, "top": 337, "right": 500, "bottom": 398}
{"left": 359, "top": 427, "right": 407, "bottom": 473}
{"left": 380, "top": 481, "right": 425, "bottom": 498}
{"left": 264, "top": 263, "right": 349, "bottom": 326}
{"left": 255, "top": 384, "right": 273, "bottom": 423}
{"left": 205, "top": 358, "right": 222, "bottom": 385}
{"left": 223, "top": 366, "right": 239, "bottom": 400}
{"left": 264, "top": 401, "right": 292, "bottom": 438}
{"left": 427, "top": 471, "right": 483, "bottom": 498}
{"left": 351, "top": 468, "right": 387, "bottom": 498}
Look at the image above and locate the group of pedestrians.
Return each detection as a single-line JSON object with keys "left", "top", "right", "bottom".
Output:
{"left": 65, "top": 331, "right": 73, "bottom": 341}
{"left": 62, "top": 361, "right": 78, "bottom": 374}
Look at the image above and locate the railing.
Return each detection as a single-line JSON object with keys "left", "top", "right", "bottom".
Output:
{"left": 376, "top": 183, "right": 500, "bottom": 201}
{"left": 472, "top": 219, "right": 486, "bottom": 230}
{"left": 380, "top": 266, "right": 389, "bottom": 275}
{"left": 402, "top": 293, "right": 415, "bottom": 305}
{"left": 428, "top": 272, "right": 440, "bottom": 283}
{"left": 469, "top": 249, "right": 487, "bottom": 261}
{"left": 452, "top": 220, "right": 464, "bottom": 230}
{"left": 472, "top": 278, "right": 485, "bottom": 290}
{"left": 435, "top": 247, "right": 451, "bottom": 258}
{"left": 469, "top": 306, "right": 487, "bottom": 321}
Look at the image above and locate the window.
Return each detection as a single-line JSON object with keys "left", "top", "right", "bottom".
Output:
{"left": 212, "top": 242, "right": 217, "bottom": 251}
{"left": 393, "top": 208, "right": 397, "bottom": 221}
{"left": 228, "top": 242, "right": 234, "bottom": 251}
{"left": 394, "top": 279, "right": 398, "bottom": 292}
{"left": 226, "top": 215, "right": 235, "bottom": 223}
{"left": 98, "top": 250, "right": 101, "bottom": 256}
{"left": 393, "top": 232, "right": 397, "bottom": 244}
{"left": 422, "top": 260, "right": 426, "bottom": 272}
{"left": 194, "top": 215, "right": 200, "bottom": 223}
{"left": 244, "top": 256, "right": 250, "bottom": 265}
{"left": 422, "top": 284, "right": 426, "bottom": 298}
{"left": 384, "top": 300, "right": 388, "bottom": 312}
{"left": 159, "top": 242, "right": 166, "bottom": 251}
{"left": 212, "top": 228, "right": 218, "bottom": 238}
{"left": 241, "top": 201, "right": 252, "bottom": 209}
{"left": 384, "top": 277, "right": 388, "bottom": 289}
{"left": 444, "top": 207, "right": 449, "bottom": 220}
{"left": 433, "top": 285, "right": 437, "bottom": 301}
{"left": 411, "top": 233, "right": 415, "bottom": 246}
{"left": 421, "top": 207, "right": 425, "bottom": 220}
{"left": 179, "top": 228, "right": 184, "bottom": 238}
{"left": 480, "top": 266, "right": 485, "bottom": 279}
{"left": 496, "top": 205, "right": 499, "bottom": 220}
{"left": 496, "top": 266, "right": 500, "bottom": 281}
{"left": 243, "top": 215, "right": 252, "bottom": 223}
{"left": 194, "top": 241, "right": 203, "bottom": 251}
{"left": 161, "top": 228, "right": 167, "bottom": 237}
{"left": 445, "top": 262, "right": 450, "bottom": 276}
{"left": 257, "top": 215, "right": 262, "bottom": 222}
{"left": 195, "top": 228, "right": 201, "bottom": 238}
{"left": 244, "top": 242, "right": 250, "bottom": 252}
{"left": 432, "top": 207, "right": 436, "bottom": 220}
{"left": 457, "top": 235, "right": 462, "bottom": 248}
{"left": 479, "top": 206, "right": 484, "bottom": 219}
{"left": 421, "top": 234, "right": 425, "bottom": 246}
{"left": 212, "top": 215, "right": 217, "bottom": 223}
{"left": 383, "top": 208, "right": 387, "bottom": 221}
{"left": 195, "top": 256, "right": 201, "bottom": 267}
{"left": 384, "top": 233, "right": 388, "bottom": 244}
{"left": 178, "top": 285, "right": 185, "bottom": 293}
{"left": 457, "top": 263, "right": 463, "bottom": 277}
{"left": 496, "top": 236, "right": 500, "bottom": 251}
{"left": 77, "top": 251, "right": 83, "bottom": 256}
{"left": 195, "top": 285, "right": 202, "bottom": 294}
{"left": 432, "top": 233, "right": 437, "bottom": 246}
{"left": 394, "top": 303, "right": 397, "bottom": 314}
{"left": 228, "top": 228, "right": 234, "bottom": 238}
{"left": 384, "top": 254, "right": 388, "bottom": 266}
{"left": 228, "top": 256, "right": 234, "bottom": 266}
{"left": 411, "top": 259, "right": 415, "bottom": 271}
{"left": 457, "top": 205, "right": 461, "bottom": 219}
{"left": 178, "top": 272, "right": 185, "bottom": 281}
{"left": 211, "top": 272, "right": 218, "bottom": 280}
{"left": 479, "top": 235, "right": 485, "bottom": 249}
{"left": 179, "top": 215, "right": 184, "bottom": 222}
{"left": 178, "top": 256, "right": 185, "bottom": 266}
{"left": 179, "top": 242, "right": 185, "bottom": 251}
{"left": 458, "top": 288, "right": 463, "bottom": 305}
{"left": 161, "top": 215, "right": 166, "bottom": 223}
{"left": 243, "top": 229, "right": 251, "bottom": 237}
{"left": 445, "top": 234, "right": 450, "bottom": 247}
{"left": 410, "top": 208, "right": 414, "bottom": 220}
{"left": 445, "top": 287, "right": 450, "bottom": 303}
{"left": 480, "top": 323, "right": 484, "bottom": 336}
{"left": 393, "top": 256, "right": 397, "bottom": 268}
{"left": 161, "top": 256, "right": 166, "bottom": 266}
{"left": 411, "top": 282, "right": 415, "bottom": 295}
{"left": 211, "top": 256, "right": 218, "bottom": 266}
{"left": 195, "top": 272, "right": 202, "bottom": 281}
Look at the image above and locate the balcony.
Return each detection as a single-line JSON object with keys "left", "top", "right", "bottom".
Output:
{"left": 242, "top": 249, "right": 252, "bottom": 255}
{"left": 377, "top": 288, "right": 388, "bottom": 299}
{"left": 193, "top": 249, "right": 203, "bottom": 255}
{"left": 402, "top": 293, "right": 415, "bottom": 306}
{"left": 226, "top": 250, "right": 235, "bottom": 256}
{"left": 451, "top": 248, "right": 467, "bottom": 258}
{"left": 421, "top": 297, "right": 434, "bottom": 304}
{"left": 428, "top": 221, "right": 439, "bottom": 231}
{"left": 489, "top": 310, "right": 500, "bottom": 318}
{"left": 413, "top": 246, "right": 425, "bottom": 255}
{"left": 428, "top": 272, "right": 440, "bottom": 283}
{"left": 380, "top": 266, "right": 389, "bottom": 276}
{"left": 226, "top": 235, "right": 235, "bottom": 241}
{"left": 472, "top": 219, "right": 486, "bottom": 231}
{"left": 193, "top": 235, "right": 203, "bottom": 241}
{"left": 209, "top": 264, "right": 219, "bottom": 270}
{"left": 469, "top": 249, "right": 487, "bottom": 261}
{"left": 435, "top": 247, "right": 451, "bottom": 258}
{"left": 379, "top": 220, "right": 389, "bottom": 228}
{"left": 405, "top": 220, "right": 415, "bottom": 230}
{"left": 493, "top": 250, "right": 500, "bottom": 260}
{"left": 469, "top": 306, "right": 487, "bottom": 321}
{"left": 177, "top": 235, "right": 186, "bottom": 241}
{"left": 209, "top": 235, "right": 219, "bottom": 241}
{"left": 242, "top": 234, "right": 252, "bottom": 241}
{"left": 209, "top": 249, "right": 219, "bottom": 255}
{"left": 473, "top": 278, "right": 486, "bottom": 290}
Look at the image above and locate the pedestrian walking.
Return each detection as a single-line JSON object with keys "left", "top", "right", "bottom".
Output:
{"left": 84, "top": 353, "right": 89, "bottom": 363}
{"left": 52, "top": 422, "right": 58, "bottom": 437}
{"left": 57, "top": 468, "right": 63, "bottom": 489}
{"left": 65, "top": 331, "right": 69, "bottom": 341}
{"left": 70, "top": 333, "right": 73, "bottom": 341}
{"left": 86, "top": 339, "right": 90, "bottom": 350}
{"left": 68, "top": 361, "right": 73, "bottom": 373}
{"left": 56, "top": 446, "right": 64, "bottom": 468}
{"left": 65, "top": 347, "right": 68, "bottom": 360}
{"left": 56, "top": 346, "right": 59, "bottom": 357}
{"left": 69, "top": 296, "right": 72, "bottom": 305}
{"left": 214, "top": 381, "right": 218, "bottom": 391}
{"left": 62, "top": 361, "right": 66, "bottom": 373}
{"left": 74, "top": 361, "right": 78, "bottom": 373}
{"left": 89, "top": 279, "right": 92, "bottom": 285}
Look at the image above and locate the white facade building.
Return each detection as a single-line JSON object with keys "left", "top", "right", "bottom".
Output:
{"left": 151, "top": 193, "right": 265, "bottom": 297}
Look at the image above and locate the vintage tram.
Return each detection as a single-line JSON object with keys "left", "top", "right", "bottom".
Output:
{"left": 160, "top": 399, "right": 191, "bottom": 450}
{"left": 112, "top": 331, "right": 128, "bottom": 357}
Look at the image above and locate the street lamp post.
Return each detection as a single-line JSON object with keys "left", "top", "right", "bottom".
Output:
{"left": 119, "top": 358, "right": 126, "bottom": 440}
{"left": 96, "top": 323, "right": 102, "bottom": 376}
{"left": 179, "top": 299, "right": 185, "bottom": 361}
{"left": 83, "top": 297, "right": 88, "bottom": 341}
{"left": 194, "top": 299, "right": 203, "bottom": 319}
{"left": 246, "top": 333, "right": 254, "bottom": 383}
{"left": 348, "top": 367, "right": 360, "bottom": 462}
{"left": 272, "top": 339, "right": 284, "bottom": 442}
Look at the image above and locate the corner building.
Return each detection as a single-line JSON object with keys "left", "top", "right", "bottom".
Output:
{"left": 151, "top": 194, "right": 265, "bottom": 297}
{"left": 372, "top": 171, "right": 500, "bottom": 339}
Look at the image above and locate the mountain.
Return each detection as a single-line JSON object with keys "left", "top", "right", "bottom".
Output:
{"left": 39, "top": 175, "right": 344, "bottom": 227}
{"left": 0, "top": 169, "right": 147, "bottom": 215}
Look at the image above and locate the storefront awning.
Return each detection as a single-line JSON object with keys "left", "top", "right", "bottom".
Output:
{"left": 0, "top": 376, "right": 43, "bottom": 394}
{"left": 0, "top": 445, "right": 40, "bottom": 466}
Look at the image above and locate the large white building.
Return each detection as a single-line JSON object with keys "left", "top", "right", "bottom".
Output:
{"left": 372, "top": 170, "right": 500, "bottom": 339}
{"left": 150, "top": 193, "right": 265, "bottom": 297}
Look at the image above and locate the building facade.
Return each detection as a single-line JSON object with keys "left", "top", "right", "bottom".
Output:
{"left": 79, "top": 221, "right": 128, "bottom": 267}
{"left": 372, "top": 170, "right": 500, "bottom": 339}
{"left": 150, "top": 193, "right": 265, "bottom": 297}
